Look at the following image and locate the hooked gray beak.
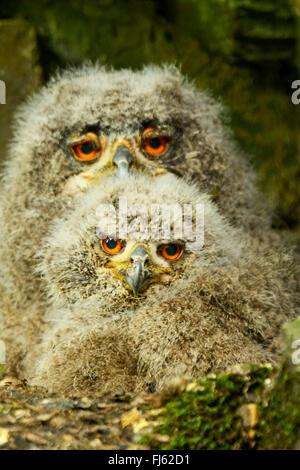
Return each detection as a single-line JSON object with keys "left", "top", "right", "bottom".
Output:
{"left": 122, "top": 245, "right": 152, "bottom": 295}
{"left": 113, "top": 145, "right": 133, "bottom": 178}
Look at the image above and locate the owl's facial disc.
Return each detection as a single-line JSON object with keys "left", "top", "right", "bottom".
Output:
{"left": 102, "top": 241, "right": 179, "bottom": 295}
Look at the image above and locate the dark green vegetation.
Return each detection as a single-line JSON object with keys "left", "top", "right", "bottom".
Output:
{"left": 0, "top": 0, "right": 299, "bottom": 234}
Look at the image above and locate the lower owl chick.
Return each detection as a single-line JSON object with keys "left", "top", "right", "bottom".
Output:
{"left": 21, "top": 173, "right": 296, "bottom": 394}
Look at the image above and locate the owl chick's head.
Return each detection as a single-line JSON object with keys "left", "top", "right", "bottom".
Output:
{"left": 9, "top": 64, "right": 230, "bottom": 201}
{"left": 39, "top": 173, "right": 240, "bottom": 312}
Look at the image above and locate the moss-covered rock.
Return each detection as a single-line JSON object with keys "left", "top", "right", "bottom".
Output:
{"left": 138, "top": 366, "right": 272, "bottom": 450}
{"left": 257, "top": 317, "right": 300, "bottom": 449}
{"left": 138, "top": 317, "right": 300, "bottom": 450}
{"left": 0, "top": 321, "right": 299, "bottom": 449}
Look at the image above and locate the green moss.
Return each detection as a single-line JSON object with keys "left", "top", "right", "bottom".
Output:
{"left": 140, "top": 319, "right": 300, "bottom": 450}
{"left": 257, "top": 361, "right": 300, "bottom": 449}
{"left": 257, "top": 319, "right": 300, "bottom": 449}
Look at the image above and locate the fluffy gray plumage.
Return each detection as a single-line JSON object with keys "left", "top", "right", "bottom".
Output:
{"left": 0, "top": 64, "right": 297, "bottom": 393}
{"left": 18, "top": 173, "right": 296, "bottom": 394}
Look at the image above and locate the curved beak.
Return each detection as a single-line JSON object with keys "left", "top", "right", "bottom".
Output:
{"left": 113, "top": 145, "right": 133, "bottom": 178}
{"left": 121, "top": 245, "right": 152, "bottom": 295}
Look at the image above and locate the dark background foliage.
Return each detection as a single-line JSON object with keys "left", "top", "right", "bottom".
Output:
{"left": 1, "top": 0, "right": 299, "bottom": 235}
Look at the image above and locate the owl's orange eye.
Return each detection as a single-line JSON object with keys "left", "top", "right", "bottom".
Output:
{"left": 101, "top": 237, "right": 124, "bottom": 254}
{"left": 159, "top": 243, "right": 183, "bottom": 261}
{"left": 142, "top": 128, "right": 171, "bottom": 157}
{"left": 69, "top": 132, "right": 101, "bottom": 162}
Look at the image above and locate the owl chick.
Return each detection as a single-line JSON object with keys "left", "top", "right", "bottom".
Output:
{"left": 17, "top": 173, "right": 296, "bottom": 395}
{"left": 0, "top": 64, "right": 288, "bottom": 376}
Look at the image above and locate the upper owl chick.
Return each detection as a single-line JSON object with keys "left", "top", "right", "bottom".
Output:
{"left": 18, "top": 172, "right": 296, "bottom": 395}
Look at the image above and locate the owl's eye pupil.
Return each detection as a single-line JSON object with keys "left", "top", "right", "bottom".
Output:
{"left": 80, "top": 142, "right": 94, "bottom": 154}
{"left": 165, "top": 244, "right": 178, "bottom": 256}
{"left": 106, "top": 238, "right": 117, "bottom": 249}
{"left": 149, "top": 138, "right": 161, "bottom": 149}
